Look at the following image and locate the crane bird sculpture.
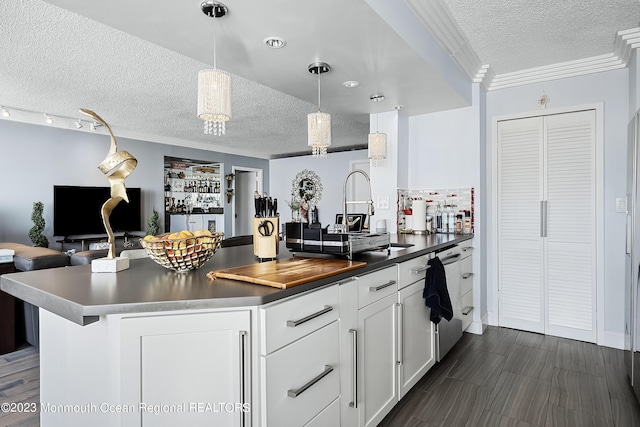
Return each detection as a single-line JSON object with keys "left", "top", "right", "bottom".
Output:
{"left": 80, "top": 108, "right": 138, "bottom": 261}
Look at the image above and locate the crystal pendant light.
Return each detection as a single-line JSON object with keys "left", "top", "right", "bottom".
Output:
{"left": 307, "top": 62, "right": 331, "bottom": 157}
{"left": 197, "top": 1, "right": 231, "bottom": 135}
{"left": 368, "top": 113, "right": 387, "bottom": 167}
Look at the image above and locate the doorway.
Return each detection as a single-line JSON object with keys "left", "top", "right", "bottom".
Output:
{"left": 232, "top": 167, "right": 263, "bottom": 237}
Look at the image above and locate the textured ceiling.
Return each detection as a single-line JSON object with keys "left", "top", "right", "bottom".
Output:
{"left": 441, "top": 0, "right": 640, "bottom": 74}
{"left": 1, "top": 0, "right": 638, "bottom": 159}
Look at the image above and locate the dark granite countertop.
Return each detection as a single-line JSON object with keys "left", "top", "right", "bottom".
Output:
{"left": 0, "top": 233, "right": 472, "bottom": 326}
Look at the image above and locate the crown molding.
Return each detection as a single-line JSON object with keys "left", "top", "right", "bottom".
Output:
{"left": 408, "top": 1, "right": 640, "bottom": 91}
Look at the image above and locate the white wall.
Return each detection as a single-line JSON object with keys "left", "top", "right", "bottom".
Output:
{"left": 485, "top": 69, "right": 630, "bottom": 345}
{"left": 0, "top": 120, "right": 269, "bottom": 247}
{"left": 406, "top": 84, "right": 485, "bottom": 331}
{"left": 269, "top": 150, "right": 369, "bottom": 227}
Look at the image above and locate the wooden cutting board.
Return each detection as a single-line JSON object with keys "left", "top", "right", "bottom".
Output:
{"left": 207, "top": 257, "right": 366, "bottom": 289}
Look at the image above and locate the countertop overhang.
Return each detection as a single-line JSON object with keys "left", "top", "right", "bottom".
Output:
{"left": 0, "top": 233, "right": 472, "bottom": 326}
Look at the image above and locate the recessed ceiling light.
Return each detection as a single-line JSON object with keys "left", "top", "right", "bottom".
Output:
{"left": 370, "top": 93, "right": 385, "bottom": 102}
{"left": 393, "top": 105, "right": 404, "bottom": 110}
{"left": 342, "top": 80, "right": 360, "bottom": 88}
{"left": 263, "top": 37, "right": 286, "bottom": 49}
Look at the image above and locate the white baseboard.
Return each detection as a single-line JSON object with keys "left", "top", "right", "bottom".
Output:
{"left": 602, "top": 331, "right": 625, "bottom": 350}
{"left": 465, "top": 312, "right": 490, "bottom": 335}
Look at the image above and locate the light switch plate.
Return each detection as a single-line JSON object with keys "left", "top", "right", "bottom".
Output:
{"left": 616, "top": 197, "right": 627, "bottom": 213}
{"left": 377, "top": 197, "right": 389, "bottom": 210}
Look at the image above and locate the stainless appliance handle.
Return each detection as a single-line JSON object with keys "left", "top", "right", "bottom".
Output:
{"left": 349, "top": 329, "right": 358, "bottom": 408}
{"left": 239, "top": 330, "right": 247, "bottom": 427}
{"left": 411, "top": 265, "right": 431, "bottom": 274}
{"left": 397, "top": 303, "right": 403, "bottom": 366}
{"left": 462, "top": 306, "right": 473, "bottom": 315}
{"left": 287, "top": 365, "right": 333, "bottom": 398}
{"left": 287, "top": 305, "right": 333, "bottom": 327}
{"left": 441, "top": 254, "right": 461, "bottom": 265}
{"left": 369, "top": 280, "right": 396, "bottom": 292}
{"left": 540, "top": 200, "right": 547, "bottom": 237}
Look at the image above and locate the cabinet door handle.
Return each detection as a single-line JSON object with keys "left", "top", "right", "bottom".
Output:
{"left": 461, "top": 273, "right": 473, "bottom": 279}
{"left": 397, "top": 303, "right": 403, "bottom": 366}
{"left": 411, "top": 265, "right": 431, "bottom": 274}
{"left": 239, "top": 330, "right": 247, "bottom": 427}
{"left": 286, "top": 305, "right": 333, "bottom": 327}
{"left": 461, "top": 246, "right": 473, "bottom": 252}
{"left": 349, "top": 329, "right": 358, "bottom": 409}
{"left": 287, "top": 365, "right": 334, "bottom": 398}
{"left": 462, "top": 306, "right": 473, "bottom": 315}
{"left": 369, "top": 280, "right": 396, "bottom": 292}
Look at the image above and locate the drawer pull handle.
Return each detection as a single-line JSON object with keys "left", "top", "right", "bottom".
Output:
{"left": 462, "top": 306, "right": 473, "bottom": 315}
{"left": 461, "top": 273, "right": 473, "bottom": 279}
{"left": 411, "top": 265, "right": 431, "bottom": 274}
{"left": 239, "top": 331, "right": 247, "bottom": 427}
{"left": 286, "top": 305, "right": 333, "bottom": 327}
{"left": 369, "top": 280, "right": 396, "bottom": 292}
{"left": 287, "top": 365, "right": 334, "bottom": 398}
{"left": 349, "top": 329, "right": 358, "bottom": 408}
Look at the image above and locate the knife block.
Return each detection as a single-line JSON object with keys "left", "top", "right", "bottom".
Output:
{"left": 253, "top": 217, "right": 280, "bottom": 260}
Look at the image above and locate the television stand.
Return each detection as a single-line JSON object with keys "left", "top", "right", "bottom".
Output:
{"left": 57, "top": 232, "right": 143, "bottom": 252}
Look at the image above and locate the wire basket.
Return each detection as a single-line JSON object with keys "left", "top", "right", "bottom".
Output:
{"left": 140, "top": 232, "right": 224, "bottom": 272}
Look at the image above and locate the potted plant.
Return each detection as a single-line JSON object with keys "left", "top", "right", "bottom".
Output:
{"left": 28, "top": 201, "right": 49, "bottom": 248}
{"left": 147, "top": 209, "right": 160, "bottom": 236}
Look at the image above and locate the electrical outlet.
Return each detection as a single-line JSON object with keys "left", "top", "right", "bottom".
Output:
{"left": 616, "top": 197, "right": 627, "bottom": 213}
{"left": 377, "top": 197, "right": 389, "bottom": 210}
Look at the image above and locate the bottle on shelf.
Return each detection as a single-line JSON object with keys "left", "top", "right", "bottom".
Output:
{"left": 455, "top": 214, "right": 463, "bottom": 234}
{"left": 435, "top": 203, "right": 443, "bottom": 233}
{"left": 447, "top": 205, "right": 455, "bottom": 234}
{"left": 464, "top": 210, "right": 472, "bottom": 234}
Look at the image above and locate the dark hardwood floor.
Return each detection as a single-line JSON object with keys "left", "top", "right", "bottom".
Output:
{"left": 1, "top": 327, "right": 640, "bottom": 426}
{"left": 380, "top": 326, "right": 640, "bottom": 427}
{"left": 0, "top": 345, "right": 39, "bottom": 427}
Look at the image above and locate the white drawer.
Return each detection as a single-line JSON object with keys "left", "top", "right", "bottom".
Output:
{"left": 262, "top": 322, "right": 340, "bottom": 427}
{"left": 461, "top": 290, "right": 473, "bottom": 331}
{"left": 304, "top": 397, "right": 340, "bottom": 427}
{"left": 459, "top": 239, "right": 473, "bottom": 258}
{"left": 260, "top": 284, "right": 339, "bottom": 355}
{"left": 356, "top": 265, "right": 397, "bottom": 309}
{"left": 397, "top": 253, "right": 432, "bottom": 289}
{"left": 460, "top": 255, "right": 473, "bottom": 295}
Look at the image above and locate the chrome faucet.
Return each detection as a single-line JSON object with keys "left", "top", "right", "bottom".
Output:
{"left": 342, "top": 169, "right": 375, "bottom": 232}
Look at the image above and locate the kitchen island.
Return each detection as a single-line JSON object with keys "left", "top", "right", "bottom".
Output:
{"left": 1, "top": 232, "right": 473, "bottom": 427}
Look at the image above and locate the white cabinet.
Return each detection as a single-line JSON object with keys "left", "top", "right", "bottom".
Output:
{"left": 340, "top": 258, "right": 436, "bottom": 426}
{"left": 120, "top": 310, "right": 251, "bottom": 427}
{"left": 259, "top": 284, "right": 341, "bottom": 427}
{"left": 397, "top": 281, "right": 435, "bottom": 399}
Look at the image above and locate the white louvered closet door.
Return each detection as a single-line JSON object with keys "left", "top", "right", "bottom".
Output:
{"left": 544, "top": 111, "right": 596, "bottom": 342}
{"left": 497, "top": 110, "right": 596, "bottom": 342}
{"left": 498, "top": 117, "right": 545, "bottom": 333}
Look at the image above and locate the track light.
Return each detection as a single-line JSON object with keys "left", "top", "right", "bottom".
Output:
{"left": 75, "top": 120, "right": 83, "bottom": 129}
{"left": 1, "top": 107, "right": 9, "bottom": 118}
{"left": 44, "top": 114, "right": 53, "bottom": 124}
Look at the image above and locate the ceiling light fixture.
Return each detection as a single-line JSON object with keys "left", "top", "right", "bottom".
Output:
{"left": 342, "top": 80, "right": 360, "bottom": 88}
{"left": 1, "top": 107, "right": 9, "bottom": 118}
{"left": 307, "top": 62, "right": 331, "bottom": 158}
{"left": 197, "top": 1, "right": 232, "bottom": 136}
{"left": 393, "top": 105, "right": 404, "bottom": 110}
{"left": 75, "top": 120, "right": 83, "bottom": 129}
{"left": 44, "top": 114, "right": 53, "bottom": 124}
{"left": 368, "top": 113, "right": 387, "bottom": 167}
{"left": 370, "top": 93, "right": 385, "bottom": 102}
{"left": 90, "top": 121, "right": 102, "bottom": 131}
{"left": 263, "top": 37, "right": 286, "bottom": 49}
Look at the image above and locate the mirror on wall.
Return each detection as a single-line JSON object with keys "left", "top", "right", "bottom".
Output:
{"left": 291, "top": 169, "right": 322, "bottom": 223}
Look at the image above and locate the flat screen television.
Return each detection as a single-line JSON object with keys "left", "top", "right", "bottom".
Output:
{"left": 53, "top": 186, "right": 142, "bottom": 237}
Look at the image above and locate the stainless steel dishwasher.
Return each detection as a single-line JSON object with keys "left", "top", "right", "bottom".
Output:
{"left": 435, "top": 244, "right": 463, "bottom": 362}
